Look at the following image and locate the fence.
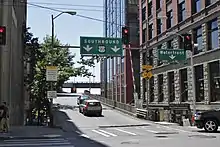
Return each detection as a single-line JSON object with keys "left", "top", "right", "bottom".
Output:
{"left": 89, "top": 94, "right": 136, "bottom": 116}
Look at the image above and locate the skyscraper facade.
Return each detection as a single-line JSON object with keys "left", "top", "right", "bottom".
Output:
{"left": 101, "top": 0, "right": 140, "bottom": 104}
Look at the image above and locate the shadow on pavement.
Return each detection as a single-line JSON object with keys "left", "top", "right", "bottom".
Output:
{"left": 197, "top": 130, "right": 220, "bottom": 133}
{"left": 53, "top": 108, "right": 110, "bottom": 147}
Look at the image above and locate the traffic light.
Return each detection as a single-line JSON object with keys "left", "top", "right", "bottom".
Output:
{"left": 0, "top": 26, "right": 6, "bottom": 45}
{"left": 122, "top": 26, "right": 129, "bottom": 45}
{"left": 183, "top": 33, "right": 192, "bottom": 51}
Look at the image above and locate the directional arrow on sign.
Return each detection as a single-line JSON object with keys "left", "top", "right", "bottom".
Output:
{"left": 83, "top": 45, "right": 93, "bottom": 52}
{"left": 169, "top": 55, "right": 176, "bottom": 60}
{"left": 111, "top": 46, "right": 120, "bottom": 52}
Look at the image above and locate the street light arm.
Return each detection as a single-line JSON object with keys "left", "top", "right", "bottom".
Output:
{"left": 166, "top": 32, "right": 184, "bottom": 39}
{"left": 53, "top": 12, "right": 64, "bottom": 20}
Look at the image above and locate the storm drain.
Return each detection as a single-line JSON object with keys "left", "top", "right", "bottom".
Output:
{"left": 188, "top": 135, "right": 216, "bottom": 139}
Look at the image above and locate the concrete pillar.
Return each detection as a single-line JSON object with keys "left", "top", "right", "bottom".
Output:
{"left": 153, "top": 74, "right": 158, "bottom": 103}
{"left": 202, "top": 23, "right": 207, "bottom": 51}
{"left": 187, "top": 67, "right": 193, "bottom": 103}
{"left": 140, "top": 51, "right": 143, "bottom": 100}
{"left": 153, "top": 47, "right": 158, "bottom": 67}
{"left": 174, "top": 69, "right": 181, "bottom": 103}
{"left": 163, "top": 72, "right": 169, "bottom": 103}
{"left": 203, "top": 63, "right": 209, "bottom": 104}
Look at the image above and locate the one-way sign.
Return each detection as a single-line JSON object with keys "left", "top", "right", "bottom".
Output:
{"left": 158, "top": 49, "right": 186, "bottom": 61}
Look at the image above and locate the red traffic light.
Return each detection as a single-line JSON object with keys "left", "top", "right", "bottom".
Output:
{"left": 185, "top": 35, "right": 190, "bottom": 40}
{"left": 0, "top": 27, "right": 5, "bottom": 33}
{"left": 124, "top": 29, "right": 128, "bottom": 34}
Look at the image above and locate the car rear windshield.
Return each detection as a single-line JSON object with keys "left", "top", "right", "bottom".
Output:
{"left": 88, "top": 102, "right": 101, "bottom": 106}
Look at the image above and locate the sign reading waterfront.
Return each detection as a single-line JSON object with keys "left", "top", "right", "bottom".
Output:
{"left": 158, "top": 49, "right": 186, "bottom": 61}
{"left": 80, "top": 36, "right": 123, "bottom": 56}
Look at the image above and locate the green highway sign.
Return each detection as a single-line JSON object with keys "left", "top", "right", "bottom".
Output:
{"left": 80, "top": 36, "right": 123, "bottom": 56}
{"left": 158, "top": 49, "right": 186, "bottom": 61}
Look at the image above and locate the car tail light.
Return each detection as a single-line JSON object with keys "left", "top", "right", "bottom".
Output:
{"left": 84, "top": 102, "right": 89, "bottom": 109}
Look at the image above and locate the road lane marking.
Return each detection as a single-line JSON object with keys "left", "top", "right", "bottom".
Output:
{"left": 113, "top": 128, "right": 137, "bottom": 136}
{"left": 99, "top": 130, "right": 117, "bottom": 137}
{"left": 145, "top": 129, "right": 158, "bottom": 133}
{"left": 92, "top": 130, "right": 110, "bottom": 137}
{"left": 80, "top": 134, "right": 90, "bottom": 138}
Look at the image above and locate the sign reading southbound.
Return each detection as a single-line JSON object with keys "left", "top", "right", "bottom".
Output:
{"left": 80, "top": 36, "right": 123, "bottom": 56}
{"left": 158, "top": 49, "right": 186, "bottom": 61}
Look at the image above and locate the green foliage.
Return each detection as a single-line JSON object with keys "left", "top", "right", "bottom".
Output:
{"left": 26, "top": 32, "right": 96, "bottom": 109}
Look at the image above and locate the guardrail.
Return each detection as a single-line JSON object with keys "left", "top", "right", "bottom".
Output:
{"left": 89, "top": 94, "right": 136, "bottom": 116}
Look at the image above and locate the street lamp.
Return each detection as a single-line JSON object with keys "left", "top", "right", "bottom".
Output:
{"left": 51, "top": 11, "right": 77, "bottom": 49}
{"left": 166, "top": 32, "right": 198, "bottom": 117}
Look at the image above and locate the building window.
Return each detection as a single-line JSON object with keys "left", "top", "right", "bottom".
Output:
{"left": 209, "top": 61, "right": 220, "bottom": 102}
{"left": 149, "top": 49, "right": 153, "bottom": 65}
{"left": 148, "top": 23, "right": 153, "bottom": 39}
{"left": 142, "top": 6, "right": 146, "bottom": 22}
{"left": 148, "top": 1, "right": 153, "bottom": 17}
{"left": 205, "top": 0, "right": 217, "bottom": 7}
{"left": 192, "top": 0, "right": 202, "bottom": 14}
{"left": 157, "top": 18, "right": 162, "bottom": 35}
{"left": 157, "top": 45, "right": 163, "bottom": 66}
{"left": 208, "top": 18, "right": 219, "bottom": 50}
{"left": 178, "top": 0, "right": 186, "bottom": 22}
{"left": 167, "top": 40, "right": 173, "bottom": 48}
{"left": 149, "top": 77, "right": 154, "bottom": 102}
{"left": 158, "top": 74, "right": 164, "bottom": 102}
{"left": 193, "top": 26, "right": 203, "bottom": 54}
{"left": 156, "top": 0, "right": 162, "bottom": 10}
{"left": 195, "top": 65, "right": 204, "bottom": 102}
{"left": 166, "top": 9, "right": 173, "bottom": 29}
{"left": 142, "top": 28, "right": 146, "bottom": 44}
{"left": 168, "top": 71, "right": 175, "bottom": 102}
{"left": 180, "top": 68, "right": 188, "bottom": 102}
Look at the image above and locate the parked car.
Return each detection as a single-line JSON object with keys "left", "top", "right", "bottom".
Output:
{"left": 194, "top": 109, "right": 220, "bottom": 132}
{"left": 77, "top": 95, "right": 89, "bottom": 105}
{"left": 79, "top": 99, "right": 102, "bottom": 116}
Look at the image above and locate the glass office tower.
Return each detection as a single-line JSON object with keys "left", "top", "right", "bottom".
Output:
{"left": 101, "top": 0, "right": 139, "bottom": 104}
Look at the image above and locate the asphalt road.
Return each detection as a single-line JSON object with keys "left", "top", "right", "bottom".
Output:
{"left": 53, "top": 96, "right": 220, "bottom": 147}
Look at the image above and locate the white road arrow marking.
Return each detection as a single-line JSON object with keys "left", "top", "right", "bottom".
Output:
{"left": 83, "top": 45, "right": 93, "bottom": 52}
{"left": 111, "top": 46, "right": 120, "bottom": 52}
{"left": 169, "top": 55, "right": 176, "bottom": 59}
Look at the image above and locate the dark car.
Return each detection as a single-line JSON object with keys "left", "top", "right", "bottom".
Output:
{"left": 194, "top": 109, "right": 220, "bottom": 132}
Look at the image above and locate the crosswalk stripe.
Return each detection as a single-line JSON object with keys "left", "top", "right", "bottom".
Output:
{"left": 0, "top": 138, "right": 73, "bottom": 147}
{"left": 99, "top": 129, "right": 117, "bottom": 137}
{"left": 113, "top": 128, "right": 137, "bottom": 136}
{"left": 92, "top": 130, "right": 110, "bottom": 137}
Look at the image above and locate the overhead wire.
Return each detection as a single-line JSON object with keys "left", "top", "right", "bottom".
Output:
{"left": 26, "top": 2, "right": 134, "bottom": 28}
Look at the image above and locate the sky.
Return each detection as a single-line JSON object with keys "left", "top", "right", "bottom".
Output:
{"left": 27, "top": 0, "right": 103, "bottom": 83}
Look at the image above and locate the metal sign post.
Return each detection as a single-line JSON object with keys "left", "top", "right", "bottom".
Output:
{"left": 46, "top": 66, "right": 58, "bottom": 126}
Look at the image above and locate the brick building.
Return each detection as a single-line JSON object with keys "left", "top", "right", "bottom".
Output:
{"left": 101, "top": 0, "right": 140, "bottom": 104}
{"left": 139, "top": 0, "right": 220, "bottom": 123}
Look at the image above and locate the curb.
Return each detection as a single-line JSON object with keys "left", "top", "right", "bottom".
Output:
{"left": 0, "top": 136, "right": 63, "bottom": 140}
{"left": 99, "top": 123, "right": 151, "bottom": 128}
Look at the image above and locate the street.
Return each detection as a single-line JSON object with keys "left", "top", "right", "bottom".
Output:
{"left": 53, "top": 97, "right": 220, "bottom": 147}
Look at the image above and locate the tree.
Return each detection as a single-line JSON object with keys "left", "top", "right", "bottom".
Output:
{"left": 25, "top": 31, "right": 96, "bottom": 125}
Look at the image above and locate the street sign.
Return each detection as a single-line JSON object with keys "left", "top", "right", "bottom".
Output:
{"left": 142, "top": 71, "right": 153, "bottom": 79}
{"left": 47, "top": 91, "right": 57, "bottom": 99}
{"left": 80, "top": 36, "right": 123, "bottom": 56}
{"left": 158, "top": 49, "right": 186, "bottom": 61}
{"left": 142, "top": 65, "right": 153, "bottom": 70}
{"left": 46, "top": 66, "right": 58, "bottom": 81}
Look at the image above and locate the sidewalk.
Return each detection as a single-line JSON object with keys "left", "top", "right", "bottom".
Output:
{"left": 0, "top": 126, "right": 64, "bottom": 140}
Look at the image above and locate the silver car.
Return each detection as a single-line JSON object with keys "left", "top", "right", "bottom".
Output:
{"left": 79, "top": 99, "right": 102, "bottom": 116}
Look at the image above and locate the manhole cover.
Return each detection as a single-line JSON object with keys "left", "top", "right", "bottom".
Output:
{"left": 155, "top": 132, "right": 179, "bottom": 135}
{"left": 121, "top": 140, "right": 139, "bottom": 144}
{"left": 155, "top": 135, "right": 168, "bottom": 138}
{"left": 188, "top": 135, "right": 216, "bottom": 139}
